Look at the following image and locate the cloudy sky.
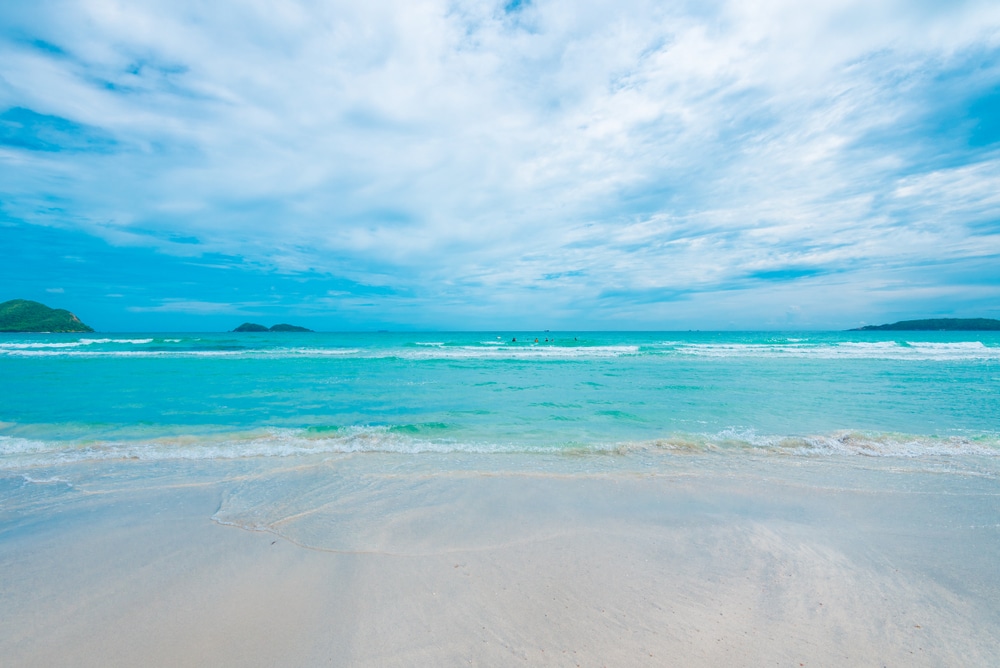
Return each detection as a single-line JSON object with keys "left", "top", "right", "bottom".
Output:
{"left": 1, "top": 0, "right": 999, "bottom": 331}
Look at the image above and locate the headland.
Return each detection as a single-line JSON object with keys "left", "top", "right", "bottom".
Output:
{"left": 851, "top": 318, "right": 1000, "bottom": 331}
{"left": 0, "top": 299, "right": 94, "bottom": 332}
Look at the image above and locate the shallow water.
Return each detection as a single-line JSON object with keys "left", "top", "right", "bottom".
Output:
{"left": 3, "top": 329, "right": 998, "bottom": 554}
{"left": 1, "top": 330, "right": 998, "bottom": 465}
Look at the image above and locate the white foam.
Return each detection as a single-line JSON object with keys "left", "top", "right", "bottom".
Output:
{"left": 389, "top": 345, "right": 640, "bottom": 360}
{"left": 0, "top": 338, "right": 154, "bottom": 350}
{"left": 0, "top": 349, "right": 248, "bottom": 357}
{"left": 708, "top": 428, "right": 1000, "bottom": 458}
{"left": 0, "top": 435, "right": 53, "bottom": 455}
{"left": 0, "top": 427, "right": 548, "bottom": 468}
{"left": 2, "top": 426, "right": 997, "bottom": 470}
{"left": 0, "top": 344, "right": 642, "bottom": 360}
{"left": 906, "top": 341, "right": 987, "bottom": 348}
{"left": 271, "top": 348, "right": 362, "bottom": 356}
{"left": 21, "top": 474, "right": 72, "bottom": 486}
{"left": 3, "top": 336, "right": 996, "bottom": 361}
{"left": 0, "top": 341, "right": 89, "bottom": 349}
{"left": 675, "top": 341, "right": 1000, "bottom": 361}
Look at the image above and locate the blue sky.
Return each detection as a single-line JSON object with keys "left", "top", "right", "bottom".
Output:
{"left": 1, "top": 0, "right": 999, "bottom": 331}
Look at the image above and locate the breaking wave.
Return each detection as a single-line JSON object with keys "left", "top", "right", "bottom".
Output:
{"left": 1, "top": 334, "right": 997, "bottom": 360}
{"left": 2, "top": 426, "right": 997, "bottom": 470}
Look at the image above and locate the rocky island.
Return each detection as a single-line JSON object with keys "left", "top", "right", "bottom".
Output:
{"left": 233, "top": 322, "right": 269, "bottom": 332}
{"left": 268, "top": 323, "right": 313, "bottom": 332}
{"left": 0, "top": 299, "right": 94, "bottom": 333}
{"left": 851, "top": 318, "right": 1000, "bottom": 331}
{"left": 233, "top": 322, "right": 313, "bottom": 332}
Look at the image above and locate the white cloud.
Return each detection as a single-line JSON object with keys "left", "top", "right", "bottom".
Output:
{"left": 2, "top": 0, "right": 1000, "bottom": 326}
{"left": 126, "top": 299, "right": 259, "bottom": 315}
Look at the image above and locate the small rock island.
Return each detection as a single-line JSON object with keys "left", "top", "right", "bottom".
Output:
{"left": 233, "top": 322, "right": 269, "bottom": 332}
{"left": 851, "top": 318, "right": 1000, "bottom": 331}
{"left": 233, "top": 322, "right": 313, "bottom": 332}
{"left": 0, "top": 299, "right": 95, "bottom": 333}
{"left": 268, "top": 323, "right": 313, "bottom": 332}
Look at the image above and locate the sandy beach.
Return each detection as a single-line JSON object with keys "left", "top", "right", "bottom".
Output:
{"left": 3, "top": 454, "right": 997, "bottom": 667}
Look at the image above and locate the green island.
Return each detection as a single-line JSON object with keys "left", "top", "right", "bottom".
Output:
{"left": 0, "top": 299, "right": 94, "bottom": 333}
{"left": 233, "top": 322, "right": 313, "bottom": 332}
{"left": 851, "top": 318, "right": 1000, "bottom": 331}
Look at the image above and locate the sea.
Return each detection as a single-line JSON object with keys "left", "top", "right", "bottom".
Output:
{"left": 2, "top": 330, "right": 998, "bottom": 459}
{"left": 1, "top": 329, "right": 999, "bottom": 552}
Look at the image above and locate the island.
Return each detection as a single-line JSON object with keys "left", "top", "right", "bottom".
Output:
{"left": 851, "top": 318, "right": 1000, "bottom": 331}
{"left": 268, "top": 323, "right": 313, "bottom": 332}
{"left": 0, "top": 299, "right": 95, "bottom": 333}
{"left": 232, "top": 322, "right": 313, "bottom": 332}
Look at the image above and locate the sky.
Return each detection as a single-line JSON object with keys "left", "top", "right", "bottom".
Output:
{"left": 1, "top": 0, "right": 999, "bottom": 331}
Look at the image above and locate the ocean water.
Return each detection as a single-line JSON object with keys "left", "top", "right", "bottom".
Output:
{"left": 2, "top": 329, "right": 999, "bottom": 546}
{"left": 1, "top": 330, "right": 998, "bottom": 467}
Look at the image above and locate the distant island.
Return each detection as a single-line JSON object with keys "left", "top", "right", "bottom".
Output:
{"left": 233, "top": 322, "right": 313, "bottom": 332}
{"left": 851, "top": 318, "right": 1000, "bottom": 331}
{"left": 0, "top": 299, "right": 94, "bottom": 333}
{"left": 269, "top": 323, "right": 313, "bottom": 332}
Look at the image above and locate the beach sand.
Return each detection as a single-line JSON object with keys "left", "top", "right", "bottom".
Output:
{"left": 2, "top": 455, "right": 998, "bottom": 666}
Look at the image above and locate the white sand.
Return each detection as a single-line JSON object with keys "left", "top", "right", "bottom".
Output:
{"left": 1, "top": 456, "right": 997, "bottom": 666}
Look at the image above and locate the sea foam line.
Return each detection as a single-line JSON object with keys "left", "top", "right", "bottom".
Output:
{"left": 674, "top": 341, "right": 999, "bottom": 360}
{"left": 2, "top": 427, "right": 997, "bottom": 469}
{"left": 0, "top": 345, "right": 642, "bottom": 359}
{"left": 0, "top": 338, "right": 154, "bottom": 349}
{"left": 2, "top": 339, "right": 997, "bottom": 360}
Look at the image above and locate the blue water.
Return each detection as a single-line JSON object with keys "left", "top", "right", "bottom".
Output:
{"left": 1, "top": 330, "right": 998, "bottom": 468}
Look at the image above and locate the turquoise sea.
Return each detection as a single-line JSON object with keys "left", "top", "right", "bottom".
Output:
{"left": 1, "top": 330, "right": 999, "bottom": 467}
{"left": 3, "top": 329, "right": 1000, "bottom": 545}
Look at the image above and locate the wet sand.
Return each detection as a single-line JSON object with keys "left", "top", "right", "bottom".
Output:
{"left": 1, "top": 455, "right": 998, "bottom": 666}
